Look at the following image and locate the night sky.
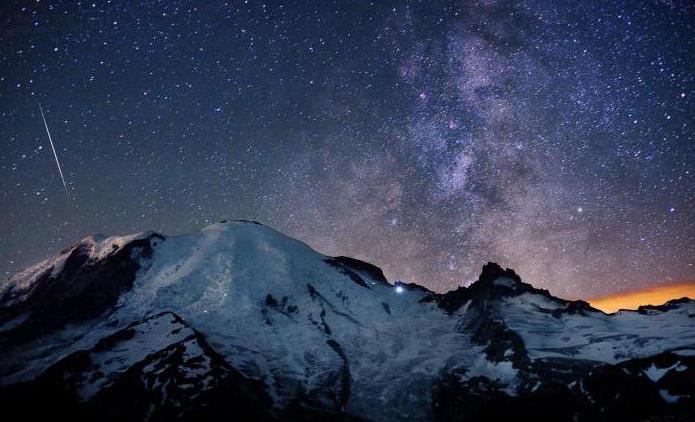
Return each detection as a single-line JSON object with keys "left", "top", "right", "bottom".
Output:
{"left": 1, "top": 0, "right": 693, "bottom": 298}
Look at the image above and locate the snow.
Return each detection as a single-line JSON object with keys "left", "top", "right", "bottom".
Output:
{"left": 641, "top": 361, "right": 687, "bottom": 383}
{"left": 457, "top": 353, "right": 519, "bottom": 394}
{"left": 0, "top": 231, "right": 155, "bottom": 309}
{"left": 76, "top": 312, "right": 194, "bottom": 400}
{"left": 83, "top": 231, "right": 156, "bottom": 261}
{"left": 493, "top": 277, "right": 518, "bottom": 288}
{"left": 0, "top": 251, "right": 69, "bottom": 308}
{"left": 497, "top": 292, "right": 695, "bottom": 364}
{"left": 659, "top": 389, "right": 681, "bottom": 404}
{"left": 1, "top": 220, "right": 693, "bottom": 420}
{"left": 643, "top": 362, "right": 678, "bottom": 382}
{"left": 0, "top": 222, "right": 461, "bottom": 420}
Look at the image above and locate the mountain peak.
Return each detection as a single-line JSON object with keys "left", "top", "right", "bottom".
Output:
{"left": 476, "top": 262, "right": 523, "bottom": 285}
{"left": 1, "top": 225, "right": 694, "bottom": 421}
{"left": 431, "top": 262, "right": 568, "bottom": 315}
{"left": 204, "top": 219, "right": 265, "bottom": 229}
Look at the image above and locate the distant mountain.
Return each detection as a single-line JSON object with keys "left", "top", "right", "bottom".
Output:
{"left": 1, "top": 221, "right": 693, "bottom": 421}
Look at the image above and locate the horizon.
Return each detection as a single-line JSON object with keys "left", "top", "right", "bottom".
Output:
{"left": 4, "top": 218, "right": 693, "bottom": 312}
{"left": 1, "top": 2, "right": 693, "bottom": 419}
{"left": 1, "top": 1, "right": 694, "bottom": 306}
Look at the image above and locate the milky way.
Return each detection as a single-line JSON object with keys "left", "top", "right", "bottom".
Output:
{"left": 1, "top": 1, "right": 693, "bottom": 298}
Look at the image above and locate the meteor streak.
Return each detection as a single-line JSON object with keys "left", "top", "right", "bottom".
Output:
{"left": 38, "top": 103, "right": 69, "bottom": 199}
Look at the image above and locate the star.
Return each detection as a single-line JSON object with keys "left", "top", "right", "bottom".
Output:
{"left": 0, "top": 0, "right": 692, "bottom": 301}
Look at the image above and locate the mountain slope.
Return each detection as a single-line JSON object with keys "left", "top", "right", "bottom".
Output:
{"left": 1, "top": 221, "right": 693, "bottom": 421}
{"left": 1, "top": 311, "right": 272, "bottom": 421}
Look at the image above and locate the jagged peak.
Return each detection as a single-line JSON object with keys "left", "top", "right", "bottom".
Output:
{"left": 634, "top": 297, "right": 695, "bottom": 314}
{"left": 59, "top": 231, "right": 163, "bottom": 257}
{"left": 2, "top": 222, "right": 695, "bottom": 422}
{"left": 477, "top": 262, "right": 522, "bottom": 285}
{"left": 430, "top": 262, "right": 603, "bottom": 316}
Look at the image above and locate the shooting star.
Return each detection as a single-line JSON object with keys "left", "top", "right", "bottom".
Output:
{"left": 38, "top": 103, "right": 69, "bottom": 199}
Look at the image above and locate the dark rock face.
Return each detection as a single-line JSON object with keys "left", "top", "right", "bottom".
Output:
{"left": 0, "top": 312, "right": 274, "bottom": 422}
{"left": 434, "top": 353, "right": 695, "bottom": 422}
{"left": 470, "top": 317, "right": 529, "bottom": 367}
{"left": 431, "top": 262, "right": 530, "bottom": 314}
{"left": 431, "top": 262, "right": 601, "bottom": 318}
{"left": 433, "top": 370, "right": 581, "bottom": 422}
{"left": 1, "top": 223, "right": 693, "bottom": 422}
{"left": 326, "top": 339, "right": 352, "bottom": 409}
{"left": 324, "top": 256, "right": 391, "bottom": 289}
{"left": 637, "top": 297, "right": 695, "bottom": 314}
{"left": 426, "top": 263, "right": 695, "bottom": 422}
{"left": 0, "top": 234, "right": 163, "bottom": 345}
{"left": 477, "top": 262, "right": 522, "bottom": 284}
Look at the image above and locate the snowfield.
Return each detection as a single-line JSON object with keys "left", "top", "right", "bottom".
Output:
{"left": 1, "top": 220, "right": 693, "bottom": 421}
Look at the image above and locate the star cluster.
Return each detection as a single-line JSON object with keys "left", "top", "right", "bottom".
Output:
{"left": 1, "top": 0, "right": 693, "bottom": 298}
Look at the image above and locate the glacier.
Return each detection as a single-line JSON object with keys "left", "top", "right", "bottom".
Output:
{"left": 1, "top": 220, "right": 693, "bottom": 421}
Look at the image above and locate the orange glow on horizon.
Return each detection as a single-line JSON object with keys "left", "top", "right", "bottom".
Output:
{"left": 588, "top": 283, "right": 695, "bottom": 313}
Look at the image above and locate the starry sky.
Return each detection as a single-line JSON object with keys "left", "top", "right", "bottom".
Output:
{"left": 1, "top": 0, "right": 693, "bottom": 299}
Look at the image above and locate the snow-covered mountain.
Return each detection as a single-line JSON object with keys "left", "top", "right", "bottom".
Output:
{"left": 1, "top": 220, "right": 693, "bottom": 421}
